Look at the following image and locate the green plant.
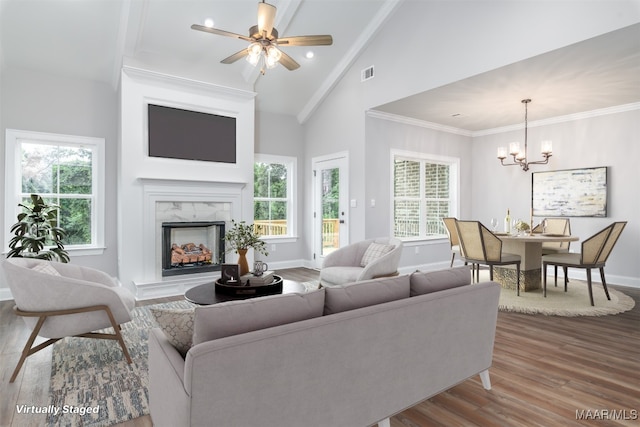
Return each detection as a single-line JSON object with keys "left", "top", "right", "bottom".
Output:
{"left": 7, "top": 194, "right": 70, "bottom": 263}
{"left": 224, "top": 220, "right": 268, "bottom": 256}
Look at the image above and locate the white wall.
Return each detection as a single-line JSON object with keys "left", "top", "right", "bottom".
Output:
{"left": 255, "top": 111, "right": 308, "bottom": 267}
{"left": 0, "top": 68, "right": 119, "bottom": 298}
{"left": 365, "top": 115, "right": 472, "bottom": 270}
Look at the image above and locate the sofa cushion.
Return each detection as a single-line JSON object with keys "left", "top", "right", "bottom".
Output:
{"left": 360, "top": 242, "right": 395, "bottom": 267}
{"left": 409, "top": 266, "right": 471, "bottom": 296}
{"left": 192, "top": 289, "right": 325, "bottom": 346}
{"left": 151, "top": 307, "right": 195, "bottom": 357}
{"left": 323, "top": 275, "right": 410, "bottom": 315}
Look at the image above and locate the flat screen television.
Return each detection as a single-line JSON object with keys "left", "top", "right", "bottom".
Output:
{"left": 147, "top": 104, "right": 236, "bottom": 163}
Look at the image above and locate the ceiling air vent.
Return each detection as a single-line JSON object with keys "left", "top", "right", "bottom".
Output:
{"left": 361, "top": 66, "right": 374, "bottom": 82}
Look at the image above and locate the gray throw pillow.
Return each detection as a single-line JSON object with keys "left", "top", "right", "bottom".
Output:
{"left": 151, "top": 307, "right": 195, "bottom": 357}
{"left": 323, "top": 275, "right": 410, "bottom": 315}
{"left": 409, "top": 266, "right": 471, "bottom": 296}
{"left": 192, "top": 289, "right": 325, "bottom": 346}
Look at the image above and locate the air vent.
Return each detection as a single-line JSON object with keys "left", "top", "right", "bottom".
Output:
{"left": 361, "top": 66, "right": 374, "bottom": 82}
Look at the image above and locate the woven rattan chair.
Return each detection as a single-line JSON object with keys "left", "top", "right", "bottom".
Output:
{"left": 532, "top": 217, "right": 572, "bottom": 283}
{"left": 542, "top": 221, "right": 627, "bottom": 306}
{"left": 442, "top": 217, "right": 461, "bottom": 267}
{"left": 532, "top": 218, "right": 572, "bottom": 253}
{"left": 2, "top": 258, "right": 136, "bottom": 383}
{"left": 455, "top": 220, "right": 521, "bottom": 295}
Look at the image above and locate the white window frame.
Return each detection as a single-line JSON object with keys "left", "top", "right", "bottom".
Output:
{"left": 254, "top": 153, "right": 297, "bottom": 242}
{"left": 390, "top": 149, "right": 460, "bottom": 242}
{"left": 4, "top": 129, "right": 106, "bottom": 256}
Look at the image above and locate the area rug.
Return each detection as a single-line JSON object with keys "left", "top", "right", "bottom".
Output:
{"left": 498, "top": 281, "right": 635, "bottom": 316}
{"left": 47, "top": 300, "right": 194, "bottom": 427}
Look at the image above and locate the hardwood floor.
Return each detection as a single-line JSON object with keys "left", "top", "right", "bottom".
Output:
{"left": 2, "top": 268, "right": 638, "bottom": 427}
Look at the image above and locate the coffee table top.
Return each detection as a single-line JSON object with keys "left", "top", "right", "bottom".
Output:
{"left": 185, "top": 277, "right": 306, "bottom": 305}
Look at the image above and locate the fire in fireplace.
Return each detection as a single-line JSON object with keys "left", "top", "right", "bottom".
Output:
{"left": 161, "top": 221, "right": 225, "bottom": 276}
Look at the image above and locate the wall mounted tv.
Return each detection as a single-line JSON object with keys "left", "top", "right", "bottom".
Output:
{"left": 148, "top": 104, "right": 236, "bottom": 163}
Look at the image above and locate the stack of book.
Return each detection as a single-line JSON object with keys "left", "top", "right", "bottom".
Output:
{"left": 240, "top": 271, "right": 275, "bottom": 286}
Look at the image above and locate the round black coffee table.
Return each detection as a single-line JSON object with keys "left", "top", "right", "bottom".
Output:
{"left": 185, "top": 277, "right": 306, "bottom": 305}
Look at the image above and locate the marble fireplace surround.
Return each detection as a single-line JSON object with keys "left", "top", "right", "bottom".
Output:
{"left": 134, "top": 178, "right": 245, "bottom": 299}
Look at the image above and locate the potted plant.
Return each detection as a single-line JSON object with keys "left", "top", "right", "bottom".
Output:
{"left": 7, "top": 194, "right": 70, "bottom": 263}
{"left": 224, "top": 220, "right": 268, "bottom": 276}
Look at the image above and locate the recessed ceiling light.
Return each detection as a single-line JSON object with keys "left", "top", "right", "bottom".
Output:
{"left": 204, "top": 18, "right": 214, "bottom": 28}
{"left": 305, "top": 51, "right": 315, "bottom": 59}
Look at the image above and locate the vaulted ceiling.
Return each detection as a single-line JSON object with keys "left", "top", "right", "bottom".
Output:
{"left": 1, "top": 1, "right": 638, "bottom": 129}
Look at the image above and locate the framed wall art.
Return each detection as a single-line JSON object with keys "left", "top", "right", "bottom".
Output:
{"left": 532, "top": 166, "right": 607, "bottom": 217}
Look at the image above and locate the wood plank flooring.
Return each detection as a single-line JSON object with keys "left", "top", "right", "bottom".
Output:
{"left": 1, "top": 267, "right": 638, "bottom": 427}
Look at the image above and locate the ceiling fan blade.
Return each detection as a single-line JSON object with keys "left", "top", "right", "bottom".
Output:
{"left": 276, "top": 35, "right": 333, "bottom": 46}
{"left": 278, "top": 51, "right": 300, "bottom": 71}
{"left": 191, "top": 24, "right": 253, "bottom": 42}
{"left": 221, "top": 49, "right": 249, "bottom": 64}
{"left": 257, "top": 2, "right": 276, "bottom": 38}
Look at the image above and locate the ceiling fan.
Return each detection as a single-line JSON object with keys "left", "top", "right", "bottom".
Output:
{"left": 191, "top": 0, "right": 333, "bottom": 73}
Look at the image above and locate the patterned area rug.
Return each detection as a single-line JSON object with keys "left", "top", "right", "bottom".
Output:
{"left": 47, "top": 300, "right": 194, "bottom": 427}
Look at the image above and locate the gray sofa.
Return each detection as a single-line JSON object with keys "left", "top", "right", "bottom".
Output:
{"left": 149, "top": 266, "right": 500, "bottom": 427}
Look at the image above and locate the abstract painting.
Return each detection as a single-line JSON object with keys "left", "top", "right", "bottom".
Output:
{"left": 532, "top": 167, "right": 607, "bottom": 217}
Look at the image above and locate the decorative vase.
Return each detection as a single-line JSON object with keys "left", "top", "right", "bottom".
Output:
{"left": 237, "top": 249, "right": 249, "bottom": 276}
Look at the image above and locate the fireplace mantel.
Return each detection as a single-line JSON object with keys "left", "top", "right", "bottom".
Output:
{"left": 131, "top": 178, "right": 246, "bottom": 298}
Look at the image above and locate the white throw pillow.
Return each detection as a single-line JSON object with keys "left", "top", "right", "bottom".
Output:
{"left": 360, "top": 242, "right": 394, "bottom": 267}
{"left": 151, "top": 307, "right": 195, "bottom": 357}
{"left": 31, "top": 262, "right": 61, "bottom": 276}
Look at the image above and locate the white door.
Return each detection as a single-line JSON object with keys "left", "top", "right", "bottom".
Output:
{"left": 312, "top": 153, "right": 349, "bottom": 269}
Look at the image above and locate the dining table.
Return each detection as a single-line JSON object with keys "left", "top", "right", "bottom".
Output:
{"left": 493, "top": 232, "right": 579, "bottom": 292}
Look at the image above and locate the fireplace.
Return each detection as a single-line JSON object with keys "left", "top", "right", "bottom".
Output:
{"left": 162, "top": 221, "right": 225, "bottom": 277}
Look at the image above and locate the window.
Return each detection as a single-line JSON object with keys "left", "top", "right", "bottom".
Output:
{"left": 4, "top": 129, "right": 105, "bottom": 255}
{"left": 392, "top": 150, "right": 459, "bottom": 240}
{"left": 254, "top": 154, "right": 297, "bottom": 239}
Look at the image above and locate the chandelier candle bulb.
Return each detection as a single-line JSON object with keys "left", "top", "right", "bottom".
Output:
{"left": 541, "top": 140, "right": 553, "bottom": 155}
{"left": 509, "top": 142, "right": 520, "bottom": 156}
{"left": 497, "top": 147, "right": 507, "bottom": 159}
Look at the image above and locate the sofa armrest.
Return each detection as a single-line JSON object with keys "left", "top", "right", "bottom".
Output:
{"left": 149, "top": 328, "right": 191, "bottom": 427}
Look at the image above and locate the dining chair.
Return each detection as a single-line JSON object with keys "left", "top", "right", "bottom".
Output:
{"left": 542, "top": 221, "right": 627, "bottom": 306}
{"left": 532, "top": 217, "right": 571, "bottom": 282}
{"left": 532, "top": 217, "right": 572, "bottom": 253}
{"left": 455, "top": 220, "right": 521, "bottom": 295}
{"left": 442, "top": 217, "right": 461, "bottom": 267}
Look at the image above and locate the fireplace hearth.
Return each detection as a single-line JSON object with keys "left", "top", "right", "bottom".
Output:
{"left": 162, "top": 221, "right": 225, "bottom": 276}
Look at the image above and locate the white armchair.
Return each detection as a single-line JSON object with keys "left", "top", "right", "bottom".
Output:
{"left": 319, "top": 237, "right": 403, "bottom": 287}
{"left": 2, "top": 258, "right": 136, "bottom": 382}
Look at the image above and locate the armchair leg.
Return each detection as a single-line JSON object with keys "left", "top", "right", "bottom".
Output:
{"left": 563, "top": 266, "right": 569, "bottom": 292}
{"left": 554, "top": 266, "right": 558, "bottom": 287}
{"left": 450, "top": 253, "right": 455, "bottom": 268}
{"left": 10, "top": 304, "right": 132, "bottom": 382}
{"left": 599, "top": 267, "right": 611, "bottom": 301}
{"left": 10, "top": 315, "right": 61, "bottom": 383}
{"left": 516, "top": 263, "right": 521, "bottom": 296}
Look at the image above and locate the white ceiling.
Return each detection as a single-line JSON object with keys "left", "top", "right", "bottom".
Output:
{"left": 1, "top": 1, "right": 639, "bottom": 129}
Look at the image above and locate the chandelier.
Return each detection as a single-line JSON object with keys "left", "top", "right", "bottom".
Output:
{"left": 497, "top": 99, "right": 552, "bottom": 171}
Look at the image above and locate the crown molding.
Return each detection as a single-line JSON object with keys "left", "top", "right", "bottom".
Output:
{"left": 122, "top": 65, "right": 256, "bottom": 100}
{"left": 368, "top": 102, "right": 640, "bottom": 137}
{"left": 366, "top": 110, "right": 473, "bottom": 137}
{"left": 473, "top": 102, "right": 640, "bottom": 137}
